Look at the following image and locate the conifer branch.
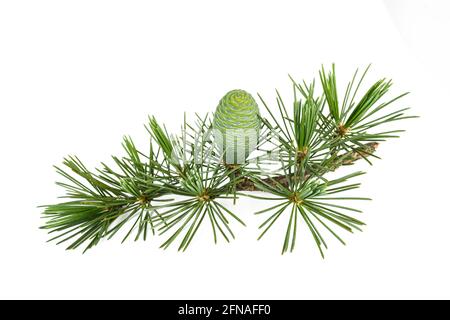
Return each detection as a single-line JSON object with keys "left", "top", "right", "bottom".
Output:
{"left": 41, "top": 64, "right": 415, "bottom": 256}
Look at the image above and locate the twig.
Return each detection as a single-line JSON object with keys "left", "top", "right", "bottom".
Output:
{"left": 236, "top": 142, "right": 379, "bottom": 191}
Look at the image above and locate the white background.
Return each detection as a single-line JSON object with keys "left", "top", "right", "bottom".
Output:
{"left": 1, "top": 0, "right": 449, "bottom": 299}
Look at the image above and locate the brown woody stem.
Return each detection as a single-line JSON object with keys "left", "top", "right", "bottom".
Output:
{"left": 236, "top": 142, "right": 379, "bottom": 191}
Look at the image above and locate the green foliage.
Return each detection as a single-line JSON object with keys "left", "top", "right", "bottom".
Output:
{"left": 247, "top": 162, "right": 368, "bottom": 257}
{"left": 41, "top": 143, "right": 166, "bottom": 253}
{"left": 41, "top": 65, "right": 415, "bottom": 257}
{"left": 155, "top": 161, "right": 245, "bottom": 251}
{"left": 320, "top": 64, "right": 340, "bottom": 122}
{"left": 318, "top": 64, "right": 414, "bottom": 162}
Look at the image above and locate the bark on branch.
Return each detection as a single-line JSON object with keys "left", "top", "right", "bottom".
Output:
{"left": 236, "top": 142, "right": 379, "bottom": 191}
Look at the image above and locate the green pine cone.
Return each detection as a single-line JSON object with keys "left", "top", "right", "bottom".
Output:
{"left": 213, "top": 89, "right": 260, "bottom": 164}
